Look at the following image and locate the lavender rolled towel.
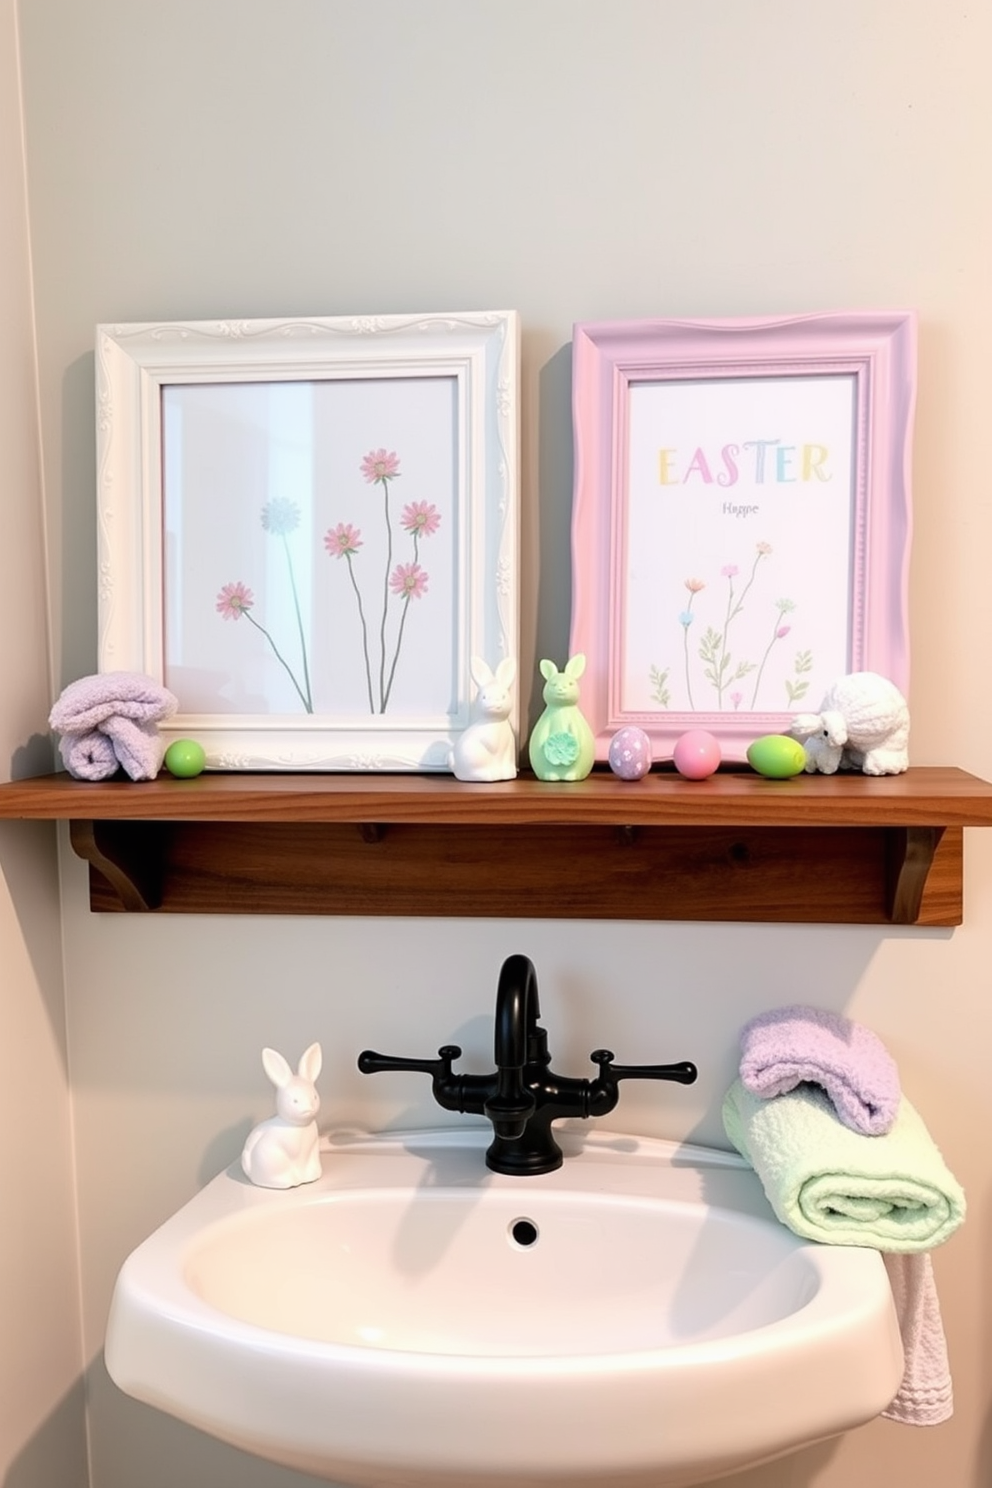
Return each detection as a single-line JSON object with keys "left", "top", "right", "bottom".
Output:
{"left": 49, "top": 671, "right": 177, "bottom": 732}
{"left": 100, "top": 716, "right": 167, "bottom": 782}
{"left": 740, "top": 1003, "right": 901, "bottom": 1135}
{"left": 50, "top": 672, "right": 178, "bottom": 782}
{"left": 58, "top": 730, "right": 120, "bottom": 782}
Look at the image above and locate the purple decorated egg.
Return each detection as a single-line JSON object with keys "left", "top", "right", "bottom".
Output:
{"left": 608, "top": 726, "right": 652, "bottom": 781}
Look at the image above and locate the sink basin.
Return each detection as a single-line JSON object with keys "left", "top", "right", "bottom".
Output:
{"left": 105, "top": 1126, "right": 903, "bottom": 1488}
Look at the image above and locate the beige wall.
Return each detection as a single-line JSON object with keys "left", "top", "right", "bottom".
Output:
{"left": 0, "top": 2, "right": 86, "bottom": 1484}
{"left": 14, "top": 2, "right": 992, "bottom": 1485}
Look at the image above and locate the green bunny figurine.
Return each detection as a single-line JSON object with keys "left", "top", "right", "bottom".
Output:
{"left": 528, "top": 654, "right": 596, "bottom": 781}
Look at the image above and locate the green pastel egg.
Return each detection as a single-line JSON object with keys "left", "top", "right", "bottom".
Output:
{"left": 746, "top": 734, "right": 806, "bottom": 779}
{"left": 164, "top": 739, "right": 207, "bottom": 778}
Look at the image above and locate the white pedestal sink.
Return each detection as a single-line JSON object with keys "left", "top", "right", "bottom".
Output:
{"left": 105, "top": 1126, "right": 904, "bottom": 1488}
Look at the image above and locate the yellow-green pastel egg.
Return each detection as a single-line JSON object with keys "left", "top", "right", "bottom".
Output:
{"left": 746, "top": 734, "right": 806, "bottom": 779}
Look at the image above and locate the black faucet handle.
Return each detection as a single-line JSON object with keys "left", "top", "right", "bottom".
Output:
{"left": 484, "top": 1067, "right": 537, "bottom": 1141}
{"left": 590, "top": 1049, "right": 698, "bottom": 1085}
{"left": 358, "top": 1044, "right": 462, "bottom": 1078}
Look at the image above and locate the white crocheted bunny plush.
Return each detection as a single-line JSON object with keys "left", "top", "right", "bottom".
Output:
{"left": 789, "top": 672, "right": 909, "bottom": 775}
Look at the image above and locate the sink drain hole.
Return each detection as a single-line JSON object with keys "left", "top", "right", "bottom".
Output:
{"left": 509, "top": 1217, "right": 539, "bottom": 1248}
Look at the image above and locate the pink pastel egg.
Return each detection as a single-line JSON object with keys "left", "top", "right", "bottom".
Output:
{"left": 672, "top": 729, "right": 722, "bottom": 780}
{"left": 608, "top": 725, "right": 652, "bottom": 780}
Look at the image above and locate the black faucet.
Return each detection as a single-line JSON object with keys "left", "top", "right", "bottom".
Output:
{"left": 357, "top": 953, "right": 697, "bottom": 1175}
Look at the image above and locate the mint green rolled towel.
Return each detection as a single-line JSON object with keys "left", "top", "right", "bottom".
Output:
{"left": 722, "top": 1079, "right": 965, "bottom": 1251}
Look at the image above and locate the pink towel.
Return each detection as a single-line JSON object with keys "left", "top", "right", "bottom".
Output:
{"left": 740, "top": 1004, "right": 901, "bottom": 1136}
{"left": 882, "top": 1252, "right": 953, "bottom": 1425}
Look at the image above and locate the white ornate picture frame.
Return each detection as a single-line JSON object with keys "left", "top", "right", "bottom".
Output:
{"left": 96, "top": 312, "right": 519, "bottom": 771}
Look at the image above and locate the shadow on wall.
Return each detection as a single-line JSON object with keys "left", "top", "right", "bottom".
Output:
{"left": 198, "top": 1118, "right": 255, "bottom": 1188}
{"left": 60, "top": 353, "right": 99, "bottom": 687}
{"left": 711, "top": 1438, "right": 840, "bottom": 1486}
{"left": 11, "top": 734, "right": 54, "bottom": 781}
{"left": 979, "top": 1403, "right": 992, "bottom": 1488}
{"left": 525, "top": 341, "right": 574, "bottom": 737}
{"left": 3, "top": 1377, "right": 88, "bottom": 1488}
{"left": 86, "top": 1352, "right": 331, "bottom": 1488}
{"left": 0, "top": 817, "right": 67, "bottom": 1072}
{"left": 979, "top": 1187, "right": 992, "bottom": 1485}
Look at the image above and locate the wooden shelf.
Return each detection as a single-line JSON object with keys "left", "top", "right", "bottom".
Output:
{"left": 0, "top": 766, "right": 990, "bottom": 924}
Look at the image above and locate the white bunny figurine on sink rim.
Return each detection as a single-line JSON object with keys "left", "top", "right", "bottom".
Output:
{"left": 241, "top": 1042, "right": 322, "bottom": 1189}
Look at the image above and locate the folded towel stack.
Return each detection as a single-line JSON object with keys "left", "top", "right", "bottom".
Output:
{"left": 49, "top": 672, "right": 178, "bottom": 781}
{"left": 724, "top": 1004, "right": 965, "bottom": 1427}
{"left": 740, "top": 1002, "right": 901, "bottom": 1135}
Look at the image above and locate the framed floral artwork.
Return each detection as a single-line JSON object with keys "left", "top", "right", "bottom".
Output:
{"left": 568, "top": 311, "right": 916, "bottom": 761}
{"left": 96, "top": 311, "right": 519, "bottom": 770}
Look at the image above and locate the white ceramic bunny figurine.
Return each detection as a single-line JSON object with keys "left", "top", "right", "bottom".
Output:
{"left": 240, "top": 1042, "right": 323, "bottom": 1189}
{"left": 448, "top": 655, "right": 518, "bottom": 781}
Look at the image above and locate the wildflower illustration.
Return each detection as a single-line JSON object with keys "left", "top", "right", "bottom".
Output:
{"left": 679, "top": 578, "right": 706, "bottom": 709}
{"left": 323, "top": 522, "right": 374, "bottom": 711}
{"left": 750, "top": 598, "right": 795, "bottom": 708}
{"left": 649, "top": 542, "right": 813, "bottom": 713}
{"left": 706, "top": 550, "right": 769, "bottom": 707}
{"left": 215, "top": 498, "right": 314, "bottom": 713}
{"left": 649, "top": 664, "right": 671, "bottom": 707}
{"left": 786, "top": 648, "right": 814, "bottom": 705}
{"left": 325, "top": 451, "right": 441, "bottom": 713}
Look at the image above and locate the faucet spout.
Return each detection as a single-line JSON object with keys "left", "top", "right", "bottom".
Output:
{"left": 493, "top": 953, "right": 539, "bottom": 1069}
{"left": 485, "top": 954, "right": 539, "bottom": 1140}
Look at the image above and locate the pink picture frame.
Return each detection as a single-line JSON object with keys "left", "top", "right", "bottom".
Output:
{"left": 569, "top": 311, "right": 917, "bottom": 762}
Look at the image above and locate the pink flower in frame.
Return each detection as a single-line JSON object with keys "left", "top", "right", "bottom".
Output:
{"left": 400, "top": 501, "right": 441, "bottom": 537}
{"left": 389, "top": 562, "right": 429, "bottom": 600}
{"left": 216, "top": 581, "right": 254, "bottom": 620}
{"left": 361, "top": 448, "right": 401, "bottom": 484}
{"left": 324, "top": 523, "right": 364, "bottom": 559}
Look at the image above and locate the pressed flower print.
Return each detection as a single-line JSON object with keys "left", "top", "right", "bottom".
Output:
{"left": 361, "top": 448, "right": 401, "bottom": 484}
{"left": 162, "top": 366, "right": 464, "bottom": 723}
{"left": 326, "top": 450, "right": 443, "bottom": 713}
{"left": 213, "top": 499, "right": 314, "bottom": 713}
{"left": 216, "top": 581, "right": 254, "bottom": 620}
